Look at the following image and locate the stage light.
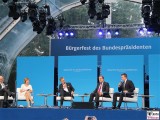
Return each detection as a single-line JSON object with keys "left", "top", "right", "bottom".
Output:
{"left": 115, "top": 30, "right": 119, "bottom": 35}
{"left": 70, "top": 32, "right": 74, "bottom": 37}
{"left": 107, "top": 30, "right": 111, "bottom": 35}
{"left": 139, "top": 28, "right": 144, "bottom": 35}
{"left": 98, "top": 30, "right": 103, "bottom": 36}
{"left": 8, "top": 2, "right": 21, "bottom": 20}
{"left": 98, "top": 0, "right": 104, "bottom": 3}
{"left": 102, "top": 4, "right": 110, "bottom": 19}
{"left": 28, "top": 2, "right": 38, "bottom": 22}
{"left": 58, "top": 15, "right": 65, "bottom": 28}
{"left": 96, "top": 12, "right": 103, "bottom": 20}
{"left": 65, "top": 32, "right": 69, "bottom": 37}
{"left": 20, "top": 10, "right": 27, "bottom": 22}
{"left": 2, "top": 0, "right": 8, "bottom": 3}
{"left": 88, "top": 0, "right": 96, "bottom": 19}
{"left": 80, "top": 0, "right": 87, "bottom": 5}
{"left": 46, "top": 17, "right": 56, "bottom": 35}
{"left": 58, "top": 32, "right": 63, "bottom": 37}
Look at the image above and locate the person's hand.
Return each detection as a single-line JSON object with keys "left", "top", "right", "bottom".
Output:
{"left": 118, "top": 83, "right": 121, "bottom": 87}
{"left": 123, "top": 90, "right": 128, "bottom": 93}
{"left": 98, "top": 92, "right": 103, "bottom": 96}
{"left": 71, "top": 91, "right": 74, "bottom": 95}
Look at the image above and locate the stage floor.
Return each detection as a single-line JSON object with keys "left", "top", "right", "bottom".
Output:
{"left": 0, "top": 108, "right": 148, "bottom": 120}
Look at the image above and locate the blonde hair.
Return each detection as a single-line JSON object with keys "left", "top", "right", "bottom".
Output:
{"left": 24, "top": 78, "right": 29, "bottom": 83}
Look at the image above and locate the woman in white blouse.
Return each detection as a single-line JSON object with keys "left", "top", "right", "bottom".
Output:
{"left": 20, "top": 78, "right": 33, "bottom": 107}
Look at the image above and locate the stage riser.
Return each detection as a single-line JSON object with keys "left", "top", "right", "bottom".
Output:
{"left": 0, "top": 108, "right": 146, "bottom": 120}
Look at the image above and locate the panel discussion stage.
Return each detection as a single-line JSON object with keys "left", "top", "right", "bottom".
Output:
{"left": 9, "top": 38, "right": 160, "bottom": 120}
{"left": 0, "top": 108, "right": 147, "bottom": 120}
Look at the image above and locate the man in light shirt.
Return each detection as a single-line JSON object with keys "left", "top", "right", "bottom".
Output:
{"left": 0, "top": 76, "right": 15, "bottom": 107}
{"left": 59, "top": 77, "right": 75, "bottom": 107}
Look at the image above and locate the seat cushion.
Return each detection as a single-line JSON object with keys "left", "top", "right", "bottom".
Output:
{"left": 0, "top": 96, "right": 13, "bottom": 100}
{"left": 117, "top": 97, "right": 137, "bottom": 102}
{"left": 94, "top": 97, "right": 113, "bottom": 102}
{"left": 17, "top": 96, "right": 33, "bottom": 101}
{"left": 56, "top": 96, "right": 73, "bottom": 101}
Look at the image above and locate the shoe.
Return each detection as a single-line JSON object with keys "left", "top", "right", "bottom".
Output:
{"left": 112, "top": 106, "right": 116, "bottom": 109}
{"left": 116, "top": 106, "right": 120, "bottom": 109}
{"left": 31, "top": 101, "right": 34, "bottom": 104}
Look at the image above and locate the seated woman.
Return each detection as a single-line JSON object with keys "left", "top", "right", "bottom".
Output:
{"left": 20, "top": 78, "right": 33, "bottom": 107}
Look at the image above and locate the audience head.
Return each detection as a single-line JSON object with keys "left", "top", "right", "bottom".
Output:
{"left": 60, "top": 77, "right": 65, "bottom": 85}
{"left": 121, "top": 73, "right": 128, "bottom": 81}
{"left": 99, "top": 75, "right": 104, "bottom": 83}
{"left": 24, "top": 78, "right": 30, "bottom": 85}
{"left": 0, "top": 76, "right": 4, "bottom": 83}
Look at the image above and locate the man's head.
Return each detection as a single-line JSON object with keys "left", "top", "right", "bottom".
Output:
{"left": 60, "top": 77, "right": 66, "bottom": 85}
{"left": 121, "top": 73, "right": 127, "bottom": 81}
{"left": 0, "top": 76, "right": 4, "bottom": 83}
{"left": 99, "top": 75, "right": 104, "bottom": 83}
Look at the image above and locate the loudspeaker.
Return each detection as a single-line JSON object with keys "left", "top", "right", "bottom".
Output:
{"left": 72, "top": 102, "right": 94, "bottom": 109}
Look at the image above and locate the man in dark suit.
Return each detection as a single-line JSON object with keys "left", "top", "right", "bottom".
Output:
{"left": 0, "top": 76, "right": 15, "bottom": 106}
{"left": 59, "top": 77, "right": 75, "bottom": 107}
{"left": 112, "top": 73, "right": 135, "bottom": 109}
{"left": 89, "top": 75, "right": 110, "bottom": 108}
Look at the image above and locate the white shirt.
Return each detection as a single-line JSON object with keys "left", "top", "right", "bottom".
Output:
{"left": 1, "top": 83, "right": 5, "bottom": 89}
{"left": 21, "top": 84, "right": 32, "bottom": 93}
{"left": 63, "top": 84, "right": 69, "bottom": 92}
{"left": 98, "top": 82, "right": 103, "bottom": 93}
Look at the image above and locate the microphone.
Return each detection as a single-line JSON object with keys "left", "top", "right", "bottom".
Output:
{"left": 118, "top": 80, "right": 124, "bottom": 87}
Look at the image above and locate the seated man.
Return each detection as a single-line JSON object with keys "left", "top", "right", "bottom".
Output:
{"left": 89, "top": 75, "right": 110, "bottom": 108}
{"left": 59, "top": 77, "right": 75, "bottom": 107}
{"left": 112, "top": 73, "right": 135, "bottom": 109}
{"left": 0, "top": 76, "right": 15, "bottom": 107}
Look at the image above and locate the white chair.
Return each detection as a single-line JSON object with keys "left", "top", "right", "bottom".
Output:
{"left": 16, "top": 88, "right": 34, "bottom": 105}
{"left": 117, "top": 88, "right": 139, "bottom": 109}
{"left": 94, "top": 88, "right": 114, "bottom": 106}
{"left": 0, "top": 95, "right": 14, "bottom": 107}
{"left": 56, "top": 96, "right": 73, "bottom": 106}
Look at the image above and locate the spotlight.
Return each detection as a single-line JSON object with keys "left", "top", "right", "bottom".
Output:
{"left": 96, "top": 12, "right": 103, "bottom": 20}
{"left": 107, "top": 30, "right": 111, "bottom": 35}
{"left": 28, "top": 2, "right": 38, "bottom": 22}
{"left": 70, "top": 32, "right": 74, "bottom": 37}
{"left": 20, "top": 10, "right": 27, "bottom": 22}
{"left": 139, "top": 28, "right": 144, "bottom": 35}
{"left": 98, "top": 30, "right": 103, "bottom": 36}
{"left": 80, "top": 0, "right": 87, "bottom": 5}
{"left": 115, "top": 30, "right": 119, "bottom": 35}
{"left": 98, "top": 0, "right": 104, "bottom": 3}
{"left": 58, "top": 15, "right": 65, "bottom": 28}
{"left": 39, "top": 7, "right": 46, "bottom": 23}
{"left": 58, "top": 31, "right": 63, "bottom": 37}
{"left": 8, "top": 2, "right": 21, "bottom": 20}
{"left": 65, "top": 32, "right": 69, "bottom": 37}
{"left": 88, "top": 0, "right": 96, "bottom": 19}
{"left": 2, "top": 0, "right": 8, "bottom": 3}
{"left": 46, "top": 17, "right": 56, "bottom": 35}
{"left": 102, "top": 4, "right": 110, "bottom": 19}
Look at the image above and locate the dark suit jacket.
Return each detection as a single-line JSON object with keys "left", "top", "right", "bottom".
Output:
{"left": 0, "top": 82, "right": 7, "bottom": 95}
{"left": 118, "top": 80, "right": 135, "bottom": 93}
{"left": 59, "top": 82, "right": 75, "bottom": 96}
{"left": 93, "top": 82, "right": 110, "bottom": 97}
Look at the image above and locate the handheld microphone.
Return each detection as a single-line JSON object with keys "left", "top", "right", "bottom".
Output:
{"left": 118, "top": 80, "right": 124, "bottom": 87}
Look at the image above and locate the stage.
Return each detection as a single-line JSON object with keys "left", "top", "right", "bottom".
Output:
{"left": 0, "top": 108, "right": 148, "bottom": 120}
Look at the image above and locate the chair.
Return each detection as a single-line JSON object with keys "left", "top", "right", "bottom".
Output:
{"left": 16, "top": 88, "right": 34, "bottom": 106}
{"left": 117, "top": 88, "right": 139, "bottom": 109}
{"left": 94, "top": 88, "right": 114, "bottom": 106}
{"left": 56, "top": 96, "right": 73, "bottom": 106}
{"left": 0, "top": 95, "right": 14, "bottom": 108}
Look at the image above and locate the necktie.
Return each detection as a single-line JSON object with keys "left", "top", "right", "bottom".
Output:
{"left": 98, "top": 83, "right": 102, "bottom": 92}
{"left": 123, "top": 81, "right": 126, "bottom": 89}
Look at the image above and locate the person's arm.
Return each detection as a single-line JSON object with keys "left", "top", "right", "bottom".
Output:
{"left": 104, "top": 82, "right": 110, "bottom": 93}
{"left": 20, "top": 84, "right": 25, "bottom": 93}
{"left": 118, "top": 83, "right": 123, "bottom": 92}
{"left": 128, "top": 81, "right": 135, "bottom": 92}
{"left": 29, "top": 85, "right": 33, "bottom": 93}
{"left": 69, "top": 83, "right": 75, "bottom": 92}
